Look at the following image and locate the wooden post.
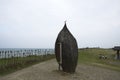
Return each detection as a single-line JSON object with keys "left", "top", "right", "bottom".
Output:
{"left": 116, "top": 50, "right": 120, "bottom": 59}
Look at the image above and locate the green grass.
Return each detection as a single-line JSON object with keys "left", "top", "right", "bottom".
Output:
{"left": 1, "top": 48, "right": 120, "bottom": 75}
{"left": 0, "top": 54, "right": 55, "bottom": 76}
{"left": 78, "top": 48, "right": 120, "bottom": 71}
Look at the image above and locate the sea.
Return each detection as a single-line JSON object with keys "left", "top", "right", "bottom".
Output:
{"left": 0, "top": 48, "right": 54, "bottom": 59}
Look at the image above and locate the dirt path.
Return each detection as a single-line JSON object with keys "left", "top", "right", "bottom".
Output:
{"left": 0, "top": 59, "right": 120, "bottom": 80}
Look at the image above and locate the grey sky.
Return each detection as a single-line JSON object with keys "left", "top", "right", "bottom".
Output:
{"left": 0, "top": 0, "right": 120, "bottom": 48}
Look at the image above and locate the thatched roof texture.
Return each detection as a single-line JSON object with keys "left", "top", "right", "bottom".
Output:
{"left": 55, "top": 23, "right": 78, "bottom": 73}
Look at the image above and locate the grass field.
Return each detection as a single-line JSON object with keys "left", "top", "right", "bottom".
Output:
{"left": 0, "top": 54, "right": 55, "bottom": 75}
{"left": 0, "top": 48, "right": 120, "bottom": 76}
{"left": 78, "top": 48, "right": 120, "bottom": 71}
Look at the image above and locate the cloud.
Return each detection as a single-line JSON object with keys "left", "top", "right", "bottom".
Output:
{"left": 0, "top": 0, "right": 120, "bottom": 48}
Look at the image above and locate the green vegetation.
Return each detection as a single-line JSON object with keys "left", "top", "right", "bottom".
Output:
{"left": 1, "top": 48, "right": 120, "bottom": 76}
{"left": 0, "top": 54, "right": 55, "bottom": 76}
{"left": 78, "top": 48, "right": 120, "bottom": 71}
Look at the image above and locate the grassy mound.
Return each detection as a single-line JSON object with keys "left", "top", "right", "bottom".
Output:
{"left": 78, "top": 48, "right": 120, "bottom": 71}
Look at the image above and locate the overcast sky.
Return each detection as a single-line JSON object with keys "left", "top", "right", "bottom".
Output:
{"left": 0, "top": 0, "right": 120, "bottom": 48}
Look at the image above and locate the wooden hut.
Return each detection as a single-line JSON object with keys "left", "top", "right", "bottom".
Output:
{"left": 113, "top": 46, "right": 120, "bottom": 59}
{"left": 55, "top": 22, "right": 78, "bottom": 73}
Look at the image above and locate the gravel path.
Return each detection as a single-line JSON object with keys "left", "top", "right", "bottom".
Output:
{"left": 0, "top": 59, "right": 120, "bottom": 80}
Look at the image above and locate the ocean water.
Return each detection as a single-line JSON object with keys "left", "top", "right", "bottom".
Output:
{"left": 0, "top": 48, "right": 54, "bottom": 59}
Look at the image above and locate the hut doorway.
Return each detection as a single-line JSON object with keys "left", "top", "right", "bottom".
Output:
{"left": 56, "top": 43, "right": 62, "bottom": 70}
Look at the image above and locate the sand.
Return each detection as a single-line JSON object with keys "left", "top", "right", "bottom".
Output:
{"left": 0, "top": 59, "right": 120, "bottom": 80}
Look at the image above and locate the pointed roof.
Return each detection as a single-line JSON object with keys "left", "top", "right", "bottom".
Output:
{"left": 63, "top": 21, "right": 67, "bottom": 29}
